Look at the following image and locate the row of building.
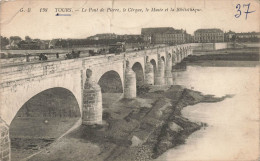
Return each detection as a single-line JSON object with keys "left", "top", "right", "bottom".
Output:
{"left": 193, "top": 28, "right": 224, "bottom": 43}
{"left": 142, "top": 28, "right": 260, "bottom": 44}
{"left": 85, "top": 28, "right": 225, "bottom": 44}
{"left": 3, "top": 28, "right": 259, "bottom": 50}
{"left": 86, "top": 28, "right": 260, "bottom": 44}
{"left": 87, "top": 33, "right": 143, "bottom": 41}
{"left": 141, "top": 27, "right": 191, "bottom": 44}
{"left": 225, "top": 31, "right": 260, "bottom": 42}
{"left": 86, "top": 28, "right": 191, "bottom": 44}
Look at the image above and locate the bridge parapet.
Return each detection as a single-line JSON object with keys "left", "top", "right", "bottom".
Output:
{"left": 0, "top": 44, "right": 193, "bottom": 89}
{"left": 0, "top": 59, "right": 82, "bottom": 89}
{"left": 124, "top": 50, "right": 146, "bottom": 58}
{"left": 82, "top": 54, "right": 124, "bottom": 69}
{"left": 146, "top": 48, "right": 158, "bottom": 56}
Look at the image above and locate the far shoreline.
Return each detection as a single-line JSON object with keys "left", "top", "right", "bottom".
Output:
{"left": 187, "top": 60, "right": 259, "bottom": 67}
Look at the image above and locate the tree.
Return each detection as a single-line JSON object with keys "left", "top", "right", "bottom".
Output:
{"left": 137, "top": 37, "right": 144, "bottom": 43}
{"left": 230, "top": 35, "right": 236, "bottom": 42}
{"left": 55, "top": 39, "right": 68, "bottom": 48}
{"left": 0, "top": 36, "right": 10, "bottom": 49}
{"left": 25, "top": 36, "right": 32, "bottom": 42}
{"left": 33, "top": 38, "right": 40, "bottom": 42}
{"left": 10, "top": 36, "right": 22, "bottom": 42}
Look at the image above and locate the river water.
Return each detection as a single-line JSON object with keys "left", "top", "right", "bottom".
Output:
{"left": 156, "top": 63, "right": 259, "bottom": 161}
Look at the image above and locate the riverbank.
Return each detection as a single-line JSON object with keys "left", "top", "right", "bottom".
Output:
{"left": 186, "top": 52, "right": 259, "bottom": 62}
{"left": 156, "top": 65, "right": 259, "bottom": 161}
{"left": 192, "top": 47, "right": 259, "bottom": 55}
{"left": 28, "top": 85, "right": 229, "bottom": 161}
{"left": 188, "top": 47, "right": 259, "bottom": 61}
{"left": 183, "top": 47, "right": 259, "bottom": 68}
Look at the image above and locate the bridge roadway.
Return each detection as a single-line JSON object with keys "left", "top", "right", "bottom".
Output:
{"left": 0, "top": 44, "right": 192, "bottom": 161}
{"left": 0, "top": 46, "right": 166, "bottom": 68}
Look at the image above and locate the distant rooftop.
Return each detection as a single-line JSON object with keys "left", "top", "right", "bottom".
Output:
{"left": 226, "top": 30, "right": 236, "bottom": 34}
{"left": 236, "top": 32, "right": 260, "bottom": 35}
{"left": 141, "top": 27, "right": 184, "bottom": 35}
{"left": 194, "top": 28, "right": 223, "bottom": 33}
{"left": 95, "top": 33, "right": 116, "bottom": 36}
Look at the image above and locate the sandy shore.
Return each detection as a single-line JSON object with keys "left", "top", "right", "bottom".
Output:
{"left": 25, "top": 85, "right": 229, "bottom": 161}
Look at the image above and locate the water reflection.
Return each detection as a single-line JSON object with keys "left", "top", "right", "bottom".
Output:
{"left": 156, "top": 65, "right": 259, "bottom": 161}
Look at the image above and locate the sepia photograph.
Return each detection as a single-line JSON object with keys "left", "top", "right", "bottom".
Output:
{"left": 0, "top": 0, "right": 259, "bottom": 161}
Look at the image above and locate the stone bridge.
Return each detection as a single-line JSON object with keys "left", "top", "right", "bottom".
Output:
{"left": 0, "top": 44, "right": 192, "bottom": 161}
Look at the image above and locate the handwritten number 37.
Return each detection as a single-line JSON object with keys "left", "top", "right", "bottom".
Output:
{"left": 235, "top": 3, "right": 255, "bottom": 20}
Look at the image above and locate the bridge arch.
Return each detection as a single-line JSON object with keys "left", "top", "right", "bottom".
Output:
{"left": 97, "top": 70, "right": 123, "bottom": 93}
{"left": 150, "top": 59, "right": 157, "bottom": 74}
{"left": 9, "top": 87, "right": 81, "bottom": 161}
{"left": 132, "top": 62, "right": 144, "bottom": 88}
{"left": 0, "top": 72, "right": 82, "bottom": 126}
{"left": 88, "top": 62, "right": 124, "bottom": 90}
{"left": 161, "top": 56, "right": 165, "bottom": 62}
{"left": 167, "top": 53, "right": 171, "bottom": 58}
{"left": 11, "top": 87, "right": 80, "bottom": 120}
{"left": 97, "top": 70, "right": 124, "bottom": 109}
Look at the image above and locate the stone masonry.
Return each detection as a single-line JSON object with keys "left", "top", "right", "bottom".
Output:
{"left": 0, "top": 118, "right": 11, "bottom": 161}
{"left": 82, "top": 70, "right": 102, "bottom": 125}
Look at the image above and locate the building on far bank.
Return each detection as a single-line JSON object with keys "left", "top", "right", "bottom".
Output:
{"left": 186, "top": 34, "right": 194, "bottom": 43}
{"left": 117, "top": 34, "right": 142, "bottom": 41}
{"left": 141, "top": 27, "right": 189, "bottom": 44}
{"left": 235, "top": 32, "right": 260, "bottom": 42}
{"left": 19, "top": 40, "right": 49, "bottom": 50}
{"left": 87, "top": 33, "right": 117, "bottom": 40}
{"left": 224, "top": 30, "right": 236, "bottom": 42}
{"left": 224, "top": 31, "right": 260, "bottom": 42}
{"left": 194, "top": 28, "right": 224, "bottom": 43}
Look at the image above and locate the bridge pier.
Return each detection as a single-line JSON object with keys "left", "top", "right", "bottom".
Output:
{"left": 189, "top": 47, "right": 193, "bottom": 55}
{"left": 165, "top": 53, "right": 173, "bottom": 85}
{"left": 172, "top": 52, "right": 176, "bottom": 66}
{"left": 144, "top": 61, "right": 154, "bottom": 85}
{"left": 154, "top": 58, "right": 165, "bottom": 85}
{"left": 180, "top": 51, "right": 183, "bottom": 61}
{"left": 176, "top": 52, "right": 180, "bottom": 63}
{"left": 82, "top": 69, "right": 102, "bottom": 125}
{"left": 0, "top": 118, "right": 11, "bottom": 161}
{"left": 124, "top": 62, "right": 136, "bottom": 98}
{"left": 185, "top": 49, "right": 188, "bottom": 57}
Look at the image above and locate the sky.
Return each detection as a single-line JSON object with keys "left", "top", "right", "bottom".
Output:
{"left": 0, "top": 0, "right": 259, "bottom": 40}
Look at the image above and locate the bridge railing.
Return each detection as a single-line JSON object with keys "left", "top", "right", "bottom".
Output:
{"left": 0, "top": 53, "right": 127, "bottom": 85}
{"left": 0, "top": 59, "right": 83, "bottom": 85}
{"left": 0, "top": 44, "right": 193, "bottom": 86}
